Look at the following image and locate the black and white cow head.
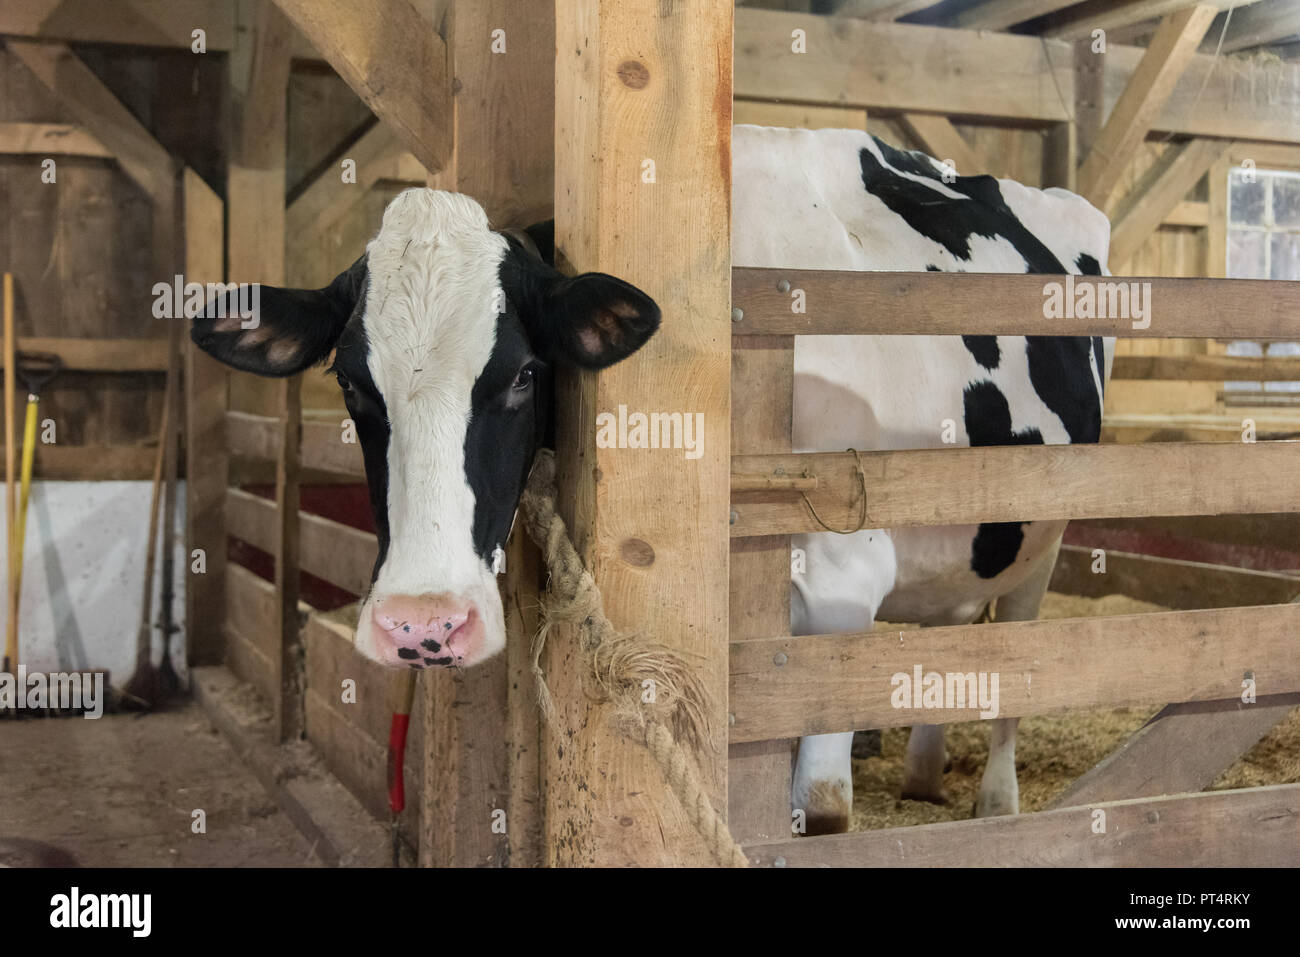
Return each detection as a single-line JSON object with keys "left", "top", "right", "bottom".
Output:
{"left": 193, "top": 188, "right": 659, "bottom": 670}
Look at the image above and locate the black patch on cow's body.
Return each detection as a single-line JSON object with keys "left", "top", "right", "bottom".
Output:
{"left": 860, "top": 139, "right": 1067, "bottom": 273}
{"left": 1025, "top": 338, "right": 1102, "bottom": 444}
{"left": 1092, "top": 336, "right": 1106, "bottom": 398}
{"left": 962, "top": 382, "right": 1041, "bottom": 579}
{"left": 962, "top": 335, "right": 1000, "bottom": 371}
{"left": 1075, "top": 252, "right": 1101, "bottom": 275}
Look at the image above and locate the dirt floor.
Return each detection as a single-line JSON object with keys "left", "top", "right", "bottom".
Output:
{"left": 851, "top": 591, "right": 1300, "bottom": 831}
{"left": 0, "top": 700, "right": 323, "bottom": 867}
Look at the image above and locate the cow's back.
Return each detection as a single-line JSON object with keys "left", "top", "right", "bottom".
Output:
{"left": 732, "top": 125, "right": 1114, "bottom": 629}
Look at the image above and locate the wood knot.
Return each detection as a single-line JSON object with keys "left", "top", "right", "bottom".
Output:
{"left": 620, "top": 538, "right": 655, "bottom": 567}
{"left": 617, "top": 60, "right": 650, "bottom": 89}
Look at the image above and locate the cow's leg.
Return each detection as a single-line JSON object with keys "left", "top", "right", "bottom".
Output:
{"left": 975, "top": 535, "right": 1062, "bottom": 818}
{"left": 900, "top": 724, "right": 948, "bottom": 803}
{"left": 793, "top": 732, "right": 855, "bottom": 835}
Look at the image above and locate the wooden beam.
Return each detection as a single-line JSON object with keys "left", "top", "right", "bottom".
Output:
{"left": 1050, "top": 544, "right": 1300, "bottom": 609}
{"left": 727, "top": 336, "right": 796, "bottom": 844}
{"left": 1204, "top": 0, "right": 1300, "bottom": 54}
{"left": 1078, "top": 5, "right": 1218, "bottom": 208}
{"left": 551, "top": 0, "right": 732, "bottom": 867}
{"left": 0, "top": 0, "right": 237, "bottom": 50}
{"left": 833, "top": 0, "right": 949, "bottom": 20}
{"left": 238, "top": 1, "right": 294, "bottom": 170}
{"left": 745, "top": 783, "right": 1300, "bottom": 866}
{"left": 183, "top": 168, "right": 228, "bottom": 667}
{"left": 1102, "top": 412, "right": 1300, "bottom": 443}
{"left": 1163, "top": 198, "right": 1209, "bottom": 226}
{"left": 1048, "top": 693, "right": 1300, "bottom": 809}
{"left": 950, "top": 0, "right": 1080, "bottom": 31}
{"left": 1044, "top": 0, "right": 1258, "bottom": 42}
{"left": 730, "top": 602, "right": 1300, "bottom": 742}
{"left": 0, "top": 337, "right": 166, "bottom": 371}
{"left": 0, "top": 122, "right": 109, "bottom": 158}
{"left": 1108, "top": 138, "right": 1229, "bottom": 264}
{"left": 6, "top": 41, "right": 174, "bottom": 204}
{"left": 731, "top": 269, "right": 1300, "bottom": 338}
{"left": 734, "top": 7, "right": 1076, "bottom": 124}
{"left": 286, "top": 123, "right": 406, "bottom": 236}
{"left": 1101, "top": 40, "right": 1300, "bottom": 144}
{"left": 730, "top": 442, "right": 1300, "bottom": 537}
{"left": 897, "top": 114, "right": 988, "bottom": 177}
{"left": 270, "top": 0, "right": 450, "bottom": 175}
{"left": 1112, "top": 354, "right": 1300, "bottom": 379}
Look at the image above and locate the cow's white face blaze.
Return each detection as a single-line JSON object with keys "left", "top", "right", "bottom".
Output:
{"left": 192, "top": 188, "right": 660, "bottom": 672}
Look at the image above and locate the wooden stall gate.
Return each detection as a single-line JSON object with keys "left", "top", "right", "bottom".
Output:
{"left": 727, "top": 270, "right": 1300, "bottom": 866}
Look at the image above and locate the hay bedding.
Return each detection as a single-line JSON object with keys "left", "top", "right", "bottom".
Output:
{"left": 851, "top": 592, "right": 1300, "bottom": 832}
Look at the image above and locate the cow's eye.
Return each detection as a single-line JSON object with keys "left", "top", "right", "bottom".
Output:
{"left": 512, "top": 367, "right": 535, "bottom": 391}
{"left": 336, "top": 373, "right": 354, "bottom": 395}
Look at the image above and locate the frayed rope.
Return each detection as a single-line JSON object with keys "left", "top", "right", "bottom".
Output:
{"left": 519, "top": 449, "right": 748, "bottom": 868}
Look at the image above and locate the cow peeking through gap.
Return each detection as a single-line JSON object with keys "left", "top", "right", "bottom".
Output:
{"left": 192, "top": 189, "right": 660, "bottom": 671}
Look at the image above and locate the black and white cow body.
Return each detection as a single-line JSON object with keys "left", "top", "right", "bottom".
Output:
{"left": 195, "top": 128, "right": 1110, "bottom": 834}
{"left": 734, "top": 125, "right": 1112, "bottom": 829}
{"left": 193, "top": 189, "right": 659, "bottom": 671}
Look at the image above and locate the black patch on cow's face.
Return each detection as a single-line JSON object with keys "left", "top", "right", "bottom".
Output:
{"left": 861, "top": 139, "right": 1069, "bottom": 273}
{"left": 962, "top": 335, "right": 1000, "bottom": 371}
{"left": 463, "top": 305, "right": 550, "bottom": 563}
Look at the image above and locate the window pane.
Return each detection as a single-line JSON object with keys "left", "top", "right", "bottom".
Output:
{"left": 1228, "top": 229, "right": 1267, "bottom": 278}
{"left": 1229, "top": 171, "right": 1266, "bottom": 225}
{"left": 1274, "top": 175, "right": 1300, "bottom": 228}
{"left": 1270, "top": 233, "right": 1300, "bottom": 280}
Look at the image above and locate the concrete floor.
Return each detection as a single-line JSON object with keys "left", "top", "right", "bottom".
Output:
{"left": 0, "top": 701, "right": 322, "bottom": 867}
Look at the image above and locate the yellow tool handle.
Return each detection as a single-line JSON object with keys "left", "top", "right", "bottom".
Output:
{"left": 5, "top": 399, "right": 37, "bottom": 671}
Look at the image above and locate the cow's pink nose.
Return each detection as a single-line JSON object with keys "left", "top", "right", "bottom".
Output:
{"left": 371, "top": 594, "right": 479, "bottom": 669}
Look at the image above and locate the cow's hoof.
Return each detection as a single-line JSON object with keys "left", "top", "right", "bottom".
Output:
{"left": 798, "top": 779, "right": 851, "bottom": 835}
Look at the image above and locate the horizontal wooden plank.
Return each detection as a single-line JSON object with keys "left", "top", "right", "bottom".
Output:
{"left": 301, "top": 418, "right": 364, "bottom": 477}
{"left": 746, "top": 783, "right": 1300, "bottom": 866}
{"left": 729, "top": 602, "right": 1300, "bottom": 741}
{"left": 0, "top": 122, "right": 110, "bottom": 157}
{"left": 735, "top": 7, "right": 1075, "bottom": 122}
{"left": 0, "top": 336, "right": 167, "bottom": 371}
{"left": 1074, "top": 514, "right": 1300, "bottom": 556}
{"left": 730, "top": 442, "right": 1300, "bottom": 536}
{"left": 1112, "top": 354, "right": 1300, "bottom": 381}
{"left": 226, "top": 487, "right": 376, "bottom": 596}
{"left": 1050, "top": 544, "right": 1300, "bottom": 610}
{"left": 731, "top": 269, "right": 1300, "bottom": 338}
{"left": 1101, "top": 412, "right": 1300, "bottom": 443}
{"left": 0, "top": 444, "right": 157, "bottom": 480}
{"left": 0, "top": 0, "right": 237, "bottom": 50}
{"left": 226, "top": 411, "right": 279, "bottom": 462}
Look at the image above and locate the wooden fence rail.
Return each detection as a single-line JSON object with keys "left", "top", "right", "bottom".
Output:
{"left": 731, "top": 269, "right": 1300, "bottom": 338}
{"left": 732, "top": 442, "right": 1300, "bottom": 537}
{"left": 730, "top": 601, "right": 1300, "bottom": 742}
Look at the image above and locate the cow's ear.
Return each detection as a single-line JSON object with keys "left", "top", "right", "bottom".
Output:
{"left": 535, "top": 271, "right": 661, "bottom": 370}
{"left": 191, "top": 255, "right": 367, "bottom": 377}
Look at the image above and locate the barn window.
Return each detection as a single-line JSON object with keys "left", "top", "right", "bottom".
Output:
{"left": 1224, "top": 168, "right": 1300, "bottom": 400}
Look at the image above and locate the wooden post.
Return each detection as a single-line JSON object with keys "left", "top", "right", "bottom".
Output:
{"left": 417, "top": 0, "right": 554, "bottom": 868}
{"left": 229, "top": 0, "right": 298, "bottom": 739}
{"left": 183, "top": 169, "right": 228, "bottom": 666}
{"left": 549, "top": 0, "right": 733, "bottom": 866}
